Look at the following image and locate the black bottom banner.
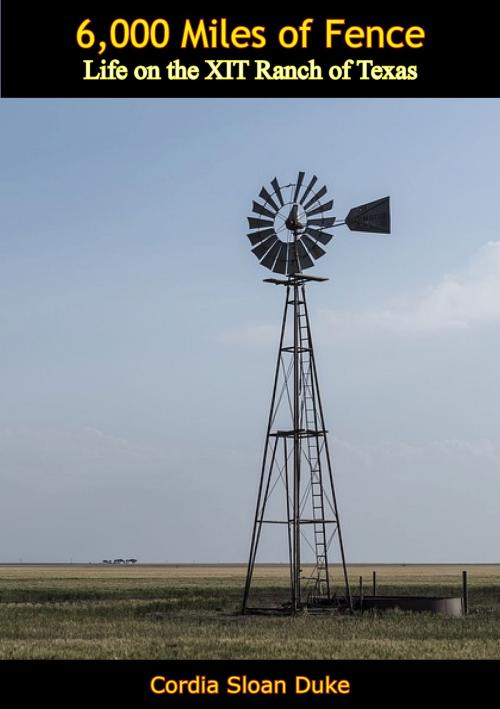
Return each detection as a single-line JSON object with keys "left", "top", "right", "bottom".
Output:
{"left": 0, "top": 659, "right": 496, "bottom": 707}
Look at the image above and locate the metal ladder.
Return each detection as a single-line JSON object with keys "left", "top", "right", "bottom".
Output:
{"left": 298, "top": 301, "right": 330, "bottom": 600}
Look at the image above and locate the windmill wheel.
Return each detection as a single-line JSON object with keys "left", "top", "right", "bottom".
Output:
{"left": 247, "top": 172, "right": 336, "bottom": 276}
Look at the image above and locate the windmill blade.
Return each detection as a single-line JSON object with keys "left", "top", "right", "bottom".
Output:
{"left": 303, "top": 185, "right": 327, "bottom": 212}
{"left": 306, "top": 199, "right": 334, "bottom": 217}
{"left": 247, "top": 216, "right": 273, "bottom": 230}
{"left": 299, "top": 174, "right": 317, "bottom": 205}
{"left": 273, "top": 242, "right": 288, "bottom": 274}
{"left": 305, "top": 227, "right": 333, "bottom": 246}
{"left": 286, "top": 243, "right": 300, "bottom": 275}
{"left": 292, "top": 171, "right": 305, "bottom": 203}
{"left": 259, "top": 186, "right": 280, "bottom": 213}
{"left": 271, "top": 178, "right": 284, "bottom": 207}
{"left": 247, "top": 228, "right": 276, "bottom": 246}
{"left": 301, "top": 234, "right": 326, "bottom": 259}
{"left": 252, "top": 235, "right": 278, "bottom": 260}
{"left": 307, "top": 216, "right": 336, "bottom": 228}
{"left": 345, "top": 196, "right": 391, "bottom": 234}
{"left": 252, "top": 201, "right": 276, "bottom": 220}
{"left": 260, "top": 240, "right": 282, "bottom": 270}
{"left": 296, "top": 239, "right": 314, "bottom": 270}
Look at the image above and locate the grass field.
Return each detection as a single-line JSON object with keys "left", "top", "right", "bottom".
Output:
{"left": 0, "top": 564, "right": 499, "bottom": 659}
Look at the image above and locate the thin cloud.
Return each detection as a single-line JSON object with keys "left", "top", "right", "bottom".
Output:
{"left": 222, "top": 240, "right": 500, "bottom": 345}
{"left": 320, "top": 240, "right": 500, "bottom": 338}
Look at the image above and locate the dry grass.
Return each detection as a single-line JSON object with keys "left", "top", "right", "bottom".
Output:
{"left": 0, "top": 564, "right": 498, "bottom": 659}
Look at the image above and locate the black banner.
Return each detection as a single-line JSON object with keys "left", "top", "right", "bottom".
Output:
{"left": 0, "top": 659, "right": 497, "bottom": 707}
{"left": 1, "top": 2, "right": 497, "bottom": 97}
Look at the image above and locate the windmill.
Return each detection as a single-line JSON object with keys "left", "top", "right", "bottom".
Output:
{"left": 242, "top": 171, "right": 390, "bottom": 614}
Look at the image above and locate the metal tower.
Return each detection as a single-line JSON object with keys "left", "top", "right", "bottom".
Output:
{"left": 241, "top": 172, "right": 390, "bottom": 614}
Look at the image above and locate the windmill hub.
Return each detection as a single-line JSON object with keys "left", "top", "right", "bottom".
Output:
{"left": 285, "top": 204, "right": 305, "bottom": 232}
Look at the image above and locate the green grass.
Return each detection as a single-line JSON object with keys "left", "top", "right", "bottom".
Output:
{"left": 0, "top": 564, "right": 498, "bottom": 659}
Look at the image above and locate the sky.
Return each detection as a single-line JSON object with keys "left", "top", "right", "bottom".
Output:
{"left": 0, "top": 98, "right": 499, "bottom": 563}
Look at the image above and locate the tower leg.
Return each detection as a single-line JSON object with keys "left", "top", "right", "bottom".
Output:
{"left": 242, "top": 287, "right": 290, "bottom": 614}
{"left": 292, "top": 280, "right": 301, "bottom": 613}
